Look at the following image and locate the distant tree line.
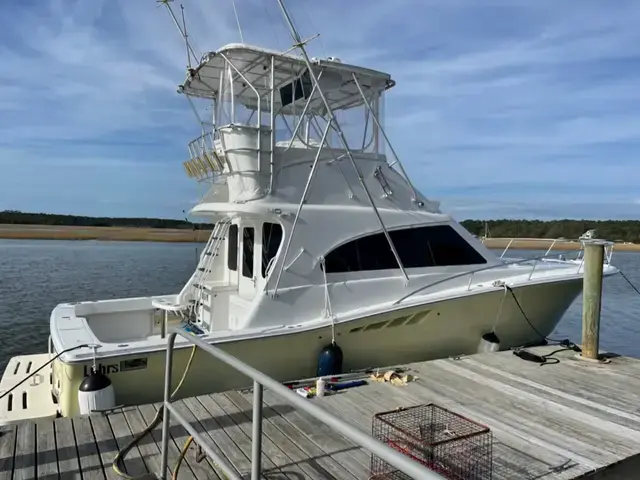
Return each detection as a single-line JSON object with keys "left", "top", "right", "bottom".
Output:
{"left": 0, "top": 210, "right": 213, "bottom": 230}
{"left": 461, "top": 219, "right": 640, "bottom": 243}
{"left": 2, "top": 211, "right": 639, "bottom": 242}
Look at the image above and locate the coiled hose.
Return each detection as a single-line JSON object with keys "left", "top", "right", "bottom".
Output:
{"left": 112, "top": 345, "right": 198, "bottom": 480}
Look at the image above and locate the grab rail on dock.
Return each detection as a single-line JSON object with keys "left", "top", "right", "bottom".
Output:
{"left": 160, "top": 329, "right": 446, "bottom": 480}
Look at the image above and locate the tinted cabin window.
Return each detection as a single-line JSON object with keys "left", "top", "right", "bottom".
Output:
{"left": 242, "top": 227, "right": 255, "bottom": 278}
{"left": 324, "top": 225, "right": 486, "bottom": 273}
{"left": 227, "top": 224, "right": 238, "bottom": 271}
{"left": 262, "top": 223, "right": 283, "bottom": 277}
{"left": 279, "top": 70, "right": 313, "bottom": 107}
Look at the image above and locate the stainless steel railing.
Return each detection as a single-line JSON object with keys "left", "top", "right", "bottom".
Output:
{"left": 160, "top": 328, "right": 446, "bottom": 480}
{"left": 394, "top": 250, "right": 595, "bottom": 307}
{"left": 485, "top": 236, "right": 615, "bottom": 264}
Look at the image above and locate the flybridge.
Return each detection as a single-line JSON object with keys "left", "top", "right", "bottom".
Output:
{"left": 178, "top": 43, "right": 395, "bottom": 112}
{"left": 157, "top": 0, "right": 414, "bottom": 197}
{"left": 179, "top": 42, "right": 399, "bottom": 187}
{"left": 179, "top": 44, "right": 395, "bottom": 184}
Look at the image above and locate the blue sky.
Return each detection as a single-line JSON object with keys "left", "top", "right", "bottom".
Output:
{"left": 0, "top": 0, "right": 639, "bottom": 221}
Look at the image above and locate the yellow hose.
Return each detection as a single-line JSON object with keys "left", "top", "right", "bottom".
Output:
{"left": 174, "top": 435, "right": 229, "bottom": 480}
{"left": 112, "top": 345, "right": 198, "bottom": 479}
{"left": 173, "top": 436, "right": 193, "bottom": 480}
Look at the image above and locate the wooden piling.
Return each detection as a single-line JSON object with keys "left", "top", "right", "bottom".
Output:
{"left": 581, "top": 240, "right": 606, "bottom": 360}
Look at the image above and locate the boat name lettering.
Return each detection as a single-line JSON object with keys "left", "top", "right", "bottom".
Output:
{"left": 84, "top": 363, "right": 119, "bottom": 376}
{"left": 83, "top": 357, "right": 148, "bottom": 377}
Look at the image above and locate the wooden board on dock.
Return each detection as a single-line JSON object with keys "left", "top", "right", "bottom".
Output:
{"left": 1, "top": 346, "right": 640, "bottom": 479}
{"left": 317, "top": 346, "right": 640, "bottom": 480}
{"left": 0, "top": 396, "right": 365, "bottom": 480}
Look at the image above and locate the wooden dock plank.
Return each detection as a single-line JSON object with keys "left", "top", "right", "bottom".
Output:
{"left": 396, "top": 365, "right": 596, "bottom": 477}
{"left": 150, "top": 401, "right": 214, "bottom": 480}
{"left": 323, "top": 372, "right": 586, "bottom": 479}
{"left": 170, "top": 399, "right": 224, "bottom": 479}
{"left": 182, "top": 395, "right": 251, "bottom": 476}
{"left": 90, "top": 414, "right": 121, "bottom": 480}
{"left": 0, "top": 425, "right": 16, "bottom": 480}
{"left": 13, "top": 422, "right": 35, "bottom": 480}
{"left": 440, "top": 355, "right": 640, "bottom": 431}
{"left": 226, "top": 390, "right": 354, "bottom": 480}
{"left": 107, "top": 409, "right": 150, "bottom": 478}
{"left": 461, "top": 353, "right": 640, "bottom": 420}
{"left": 260, "top": 390, "right": 371, "bottom": 478}
{"left": 211, "top": 391, "right": 302, "bottom": 479}
{"left": 122, "top": 406, "right": 162, "bottom": 477}
{"left": 318, "top": 385, "right": 392, "bottom": 429}
{"left": 324, "top": 386, "right": 562, "bottom": 480}
{"left": 412, "top": 359, "right": 637, "bottom": 462}
{"left": 197, "top": 393, "right": 286, "bottom": 479}
{"left": 415, "top": 361, "right": 598, "bottom": 454}
{"left": 72, "top": 415, "right": 105, "bottom": 480}
{"left": 328, "top": 379, "right": 580, "bottom": 480}
{"left": 54, "top": 417, "right": 82, "bottom": 479}
{"left": 35, "top": 420, "right": 58, "bottom": 479}
{"left": 411, "top": 377, "right": 590, "bottom": 479}
{"left": 138, "top": 403, "right": 197, "bottom": 480}
{"left": 368, "top": 350, "right": 640, "bottom": 478}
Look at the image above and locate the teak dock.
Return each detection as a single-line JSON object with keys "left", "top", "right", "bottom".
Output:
{"left": 2, "top": 345, "right": 640, "bottom": 479}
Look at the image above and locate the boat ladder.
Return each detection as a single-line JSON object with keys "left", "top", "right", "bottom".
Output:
{"left": 153, "top": 218, "right": 233, "bottom": 330}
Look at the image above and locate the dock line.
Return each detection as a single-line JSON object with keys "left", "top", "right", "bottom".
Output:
{"left": 506, "top": 285, "right": 569, "bottom": 345}
{"left": 618, "top": 269, "right": 640, "bottom": 296}
{"left": 503, "top": 284, "right": 586, "bottom": 367}
{"left": 513, "top": 345, "right": 581, "bottom": 366}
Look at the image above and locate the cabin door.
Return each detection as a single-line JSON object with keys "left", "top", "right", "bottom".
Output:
{"left": 238, "top": 222, "right": 257, "bottom": 299}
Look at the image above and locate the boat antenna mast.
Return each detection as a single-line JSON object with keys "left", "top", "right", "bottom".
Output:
{"left": 156, "top": 0, "right": 199, "bottom": 69}
{"left": 273, "top": 0, "right": 410, "bottom": 284}
{"left": 230, "top": 0, "right": 245, "bottom": 43}
{"left": 158, "top": 0, "right": 220, "bottom": 188}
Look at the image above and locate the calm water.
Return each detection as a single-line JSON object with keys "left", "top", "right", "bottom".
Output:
{"left": 0, "top": 239, "right": 639, "bottom": 372}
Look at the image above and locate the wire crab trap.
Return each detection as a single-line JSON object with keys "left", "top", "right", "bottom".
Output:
{"left": 370, "top": 404, "right": 493, "bottom": 480}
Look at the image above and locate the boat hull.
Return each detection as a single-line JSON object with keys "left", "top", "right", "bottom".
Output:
{"left": 50, "top": 277, "right": 582, "bottom": 418}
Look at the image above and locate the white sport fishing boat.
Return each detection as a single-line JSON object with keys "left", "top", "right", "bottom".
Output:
{"left": 0, "top": 1, "right": 618, "bottom": 425}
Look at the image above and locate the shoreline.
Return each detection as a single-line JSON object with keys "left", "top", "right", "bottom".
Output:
{"left": 0, "top": 224, "right": 206, "bottom": 243}
{"left": 0, "top": 224, "right": 638, "bottom": 251}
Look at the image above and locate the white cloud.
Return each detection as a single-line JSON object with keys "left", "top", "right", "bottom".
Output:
{"left": 0, "top": 0, "right": 639, "bottom": 219}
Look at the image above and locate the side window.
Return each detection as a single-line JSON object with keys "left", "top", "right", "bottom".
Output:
{"left": 242, "top": 227, "right": 255, "bottom": 278}
{"left": 227, "top": 224, "right": 238, "bottom": 271}
{"left": 423, "top": 226, "right": 487, "bottom": 267}
{"left": 262, "top": 223, "right": 283, "bottom": 277}
{"left": 324, "top": 231, "right": 397, "bottom": 272}
{"left": 324, "top": 225, "right": 486, "bottom": 273}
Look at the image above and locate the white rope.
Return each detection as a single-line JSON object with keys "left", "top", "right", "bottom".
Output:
{"left": 91, "top": 345, "right": 98, "bottom": 374}
{"left": 491, "top": 284, "right": 508, "bottom": 332}
{"left": 320, "top": 257, "right": 335, "bottom": 342}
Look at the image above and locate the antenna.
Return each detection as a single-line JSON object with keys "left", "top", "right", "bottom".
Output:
{"left": 230, "top": 0, "right": 245, "bottom": 43}
{"left": 180, "top": 4, "right": 192, "bottom": 69}
{"left": 274, "top": 0, "right": 410, "bottom": 283}
{"left": 157, "top": 0, "right": 199, "bottom": 68}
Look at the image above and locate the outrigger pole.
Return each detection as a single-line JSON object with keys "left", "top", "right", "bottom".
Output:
{"left": 273, "top": 0, "right": 410, "bottom": 283}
